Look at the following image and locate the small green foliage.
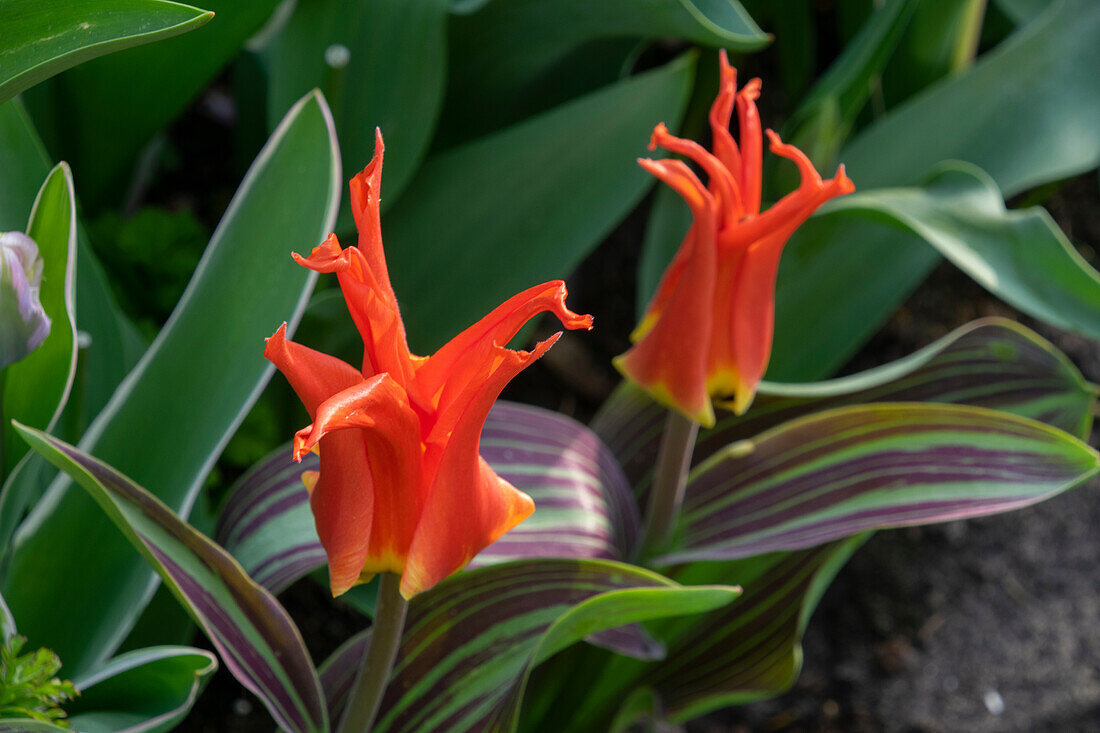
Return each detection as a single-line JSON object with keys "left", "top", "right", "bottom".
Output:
{"left": 0, "top": 635, "right": 78, "bottom": 726}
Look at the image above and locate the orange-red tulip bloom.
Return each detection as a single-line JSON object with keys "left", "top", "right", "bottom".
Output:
{"left": 615, "top": 52, "right": 854, "bottom": 427}
{"left": 265, "top": 131, "right": 592, "bottom": 599}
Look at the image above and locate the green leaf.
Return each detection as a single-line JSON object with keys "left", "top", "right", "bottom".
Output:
{"left": 67, "top": 646, "right": 217, "bottom": 733}
{"left": 318, "top": 559, "right": 740, "bottom": 732}
{"left": 2, "top": 164, "right": 76, "bottom": 476}
{"left": 0, "top": 101, "right": 142, "bottom": 565}
{"left": 994, "top": 0, "right": 1054, "bottom": 24}
{"left": 595, "top": 318, "right": 1096, "bottom": 497}
{"left": 443, "top": 0, "right": 765, "bottom": 143}
{"left": 825, "top": 162, "right": 1100, "bottom": 336}
{"left": 263, "top": 0, "right": 449, "bottom": 206}
{"left": 3, "top": 91, "right": 340, "bottom": 678}
{"left": 655, "top": 403, "right": 1100, "bottom": 565}
{"left": 768, "top": 162, "right": 1100, "bottom": 380}
{"left": 780, "top": 0, "right": 918, "bottom": 175}
{"left": 0, "top": 0, "right": 213, "bottom": 104}
{"left": 13, "top": 423, "right": 327, "bottom": 733}
{"left": 879, "top": 0, "right": 986, "bottom": 105}
{"left": 26, "top": 0, "right": 280, "bottom": 207}
{"left": 841, "top": 0, "right": 1100, "bottom": 196}
{"left": 387, "top": 53, "right": 696, "bottom": 353}
{"left": 648, "top": 539, "right": 866, "bottom": 720}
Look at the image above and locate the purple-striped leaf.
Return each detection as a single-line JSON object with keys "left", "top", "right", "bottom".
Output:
{"left": 216, "top": 401, "right": 640, "bottom": 593}
{"left": 593, "top": 318, "right": 1095, "bottom": 499}
{"left": 13, "top": 423, "right": 327, "bottom": 733}
{"left": 318, "top": 558, "right": 739, "bottom": 733}
{"left": 650, "top": 540, "right": 865, "bottom": 720}
{"left": 654, "top": 403, "right": 1099, "bottom": 566}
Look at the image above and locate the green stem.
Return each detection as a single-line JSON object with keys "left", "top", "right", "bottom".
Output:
{"left": 338, "top": 573, "right": 408, "bottom": 733}
{"left": 641, "top": 410, "right": 699, "bottom": 553}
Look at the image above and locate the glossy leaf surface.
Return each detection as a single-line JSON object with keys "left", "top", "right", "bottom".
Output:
{"left": 264, "top": 0, "right": 448, "bottom": 206}
{"left": 319, "top": 559, "right": 739, "bottom": 732}
{"left": 2, "top": 163, "right": 76, "bottom": 476}
{"left": 384, "top": 54, "right": 695, "bottom": 353}
{"left": 14, "top": 424, "right": 327, "bottom": 733}
{"left": 3, "top": 91, "right": 340, "bottom": 678}
{"left": 0, "top": 0, "right": 212, "bottom": 104}
{"left": 67, "top": 646, "right": 217, "bottom": 733}
{"left": 31, "top": 1, "right": 280, "bottom": 205}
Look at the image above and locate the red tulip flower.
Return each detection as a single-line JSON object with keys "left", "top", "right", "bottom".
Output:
{"left": 615, "top": 52, "right": 854, "bottom": 427}
{"left": 265, "top": 132, "right": 592, "bottom": 599}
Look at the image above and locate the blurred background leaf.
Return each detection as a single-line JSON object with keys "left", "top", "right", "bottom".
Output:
{"left": 0, "top": 0, "right": 213, "bottom": 104}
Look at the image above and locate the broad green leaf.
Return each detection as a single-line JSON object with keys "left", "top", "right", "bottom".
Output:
{"left": 26, "top": 0, "right": 280, "bottom": 207}
{"left": 0, "top": 0, "right": 212, "bottom": 104}
{"left": 13, "top": 424, "right": 327, "bottom": 733}
{"left": 0, "top": 723, "right": 69, "bottom": 732}
{"left": 824, "top": 163, "right": 1100, "bottom": 336}
{"left": 841, "top": 0, "right": 1100, "bottom": 196}
{"left": 769, "top": 162, "right": 1100, "bottom": 380}
{"left": 655, "top": 403, "right": 1099, "bottom": 565}
{"left": 386, "top": 53, "right": 696, "bottom": 353}
{"left": 3, "top": 91, "right": 340, "bottom": 678}
{"left": 779, "top": 0, "right": 918, "bottom": 177}
{"left": 994, "top": 0, "right": 1054, "bottom": 23}
{"left": 443, "top": 0, "right": 763, "bottom": 143}
{"left": 2, "top": 163, "right": 76, "bottom": 477}
{"left": 263, "top": 0, "right": 449, "bottom": 206}
{"left": 67, "top": 646, "right": 217, "bottom": 733}
{"left": 318, "top": 559, "right": 740, "bottom": 732}
{"left": 217, "top": 402, "right": 639, "bottom": 593}
{"left": 595, "top": 318, "right": 1096, "bottom": 496}
{"left": 0, "top": 101, "right": 141, "bottom": 562}
{"left": 879, "top": 0, "right": 986, "bottom": 105}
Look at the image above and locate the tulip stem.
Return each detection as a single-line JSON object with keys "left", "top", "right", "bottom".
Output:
{"left": 641, "top": 410, "right": 700, "bottom": 552}
{"left": 338, "top": 573, "right": 408, "bottom": 733}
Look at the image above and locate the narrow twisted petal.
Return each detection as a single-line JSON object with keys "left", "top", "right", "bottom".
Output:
{"left": 294, "top": 234, "right": 421, "bottom": 392}
{"left": 708, "top": 51, "right": 741, "bottom": 189}
{"left": 400, "top": 337, "right": 558, "bottom": 599}
{"left": 650, "top": 122, "right": 742, "bottom": 226}
{"left": 417, "top": 280, "right": 593, "bottom": 417}
{"left": 735, "top": 77, "right": 763, "bottom": 215}
{"left": 615, "top": 159, "right": 719, "bottom": 427}
{"left": 264, "top": 323, "right": 361, "bottom": 418}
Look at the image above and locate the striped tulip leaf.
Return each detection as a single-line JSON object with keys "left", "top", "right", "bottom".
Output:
{"left": 593, "top": 318, "right": 1095, "bottom": 499}
{"left": 216, "top": 401, "right": 639, "bottom": 594}
{"left": 318, "top": 558, "right": 740, "bottom": 732}
{"left": 13, "top": 423, "right": 327, "bottom": 733}
{"left": 648, "top": 539, "right": 866, "bottom": 720}
{"left": 67, "top": 646, "right": 218, "bottom": 733}
{"left": 0, "top": 0, "right": 213, "bottom": 104}
{"left": 654, "top": 403, "right": 1100, "bottom": 566}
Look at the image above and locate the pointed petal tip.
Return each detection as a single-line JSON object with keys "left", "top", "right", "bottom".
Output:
{"left": 648, "top": 122, "right": 670, "bottom": 151}
{"left": 293, "top": 233, "right": 348, "bottom": 273}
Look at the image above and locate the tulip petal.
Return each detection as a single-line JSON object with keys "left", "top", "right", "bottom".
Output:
{"left": 400, "top": 337, "right": 560, "bottom": 598}
{"left": 294, "top": 373, "right": 423, "bottom": 589}
{"left": 417, "top": 280, "right": 592, "bottom": 415}
{"left": 264, "top": 323, "right": 361, "bottom": 418}
{"left": 615, "top": 159, "right": 719, "bottom": 427}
